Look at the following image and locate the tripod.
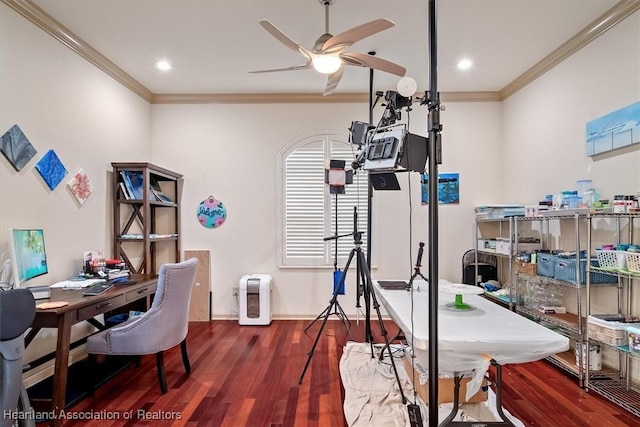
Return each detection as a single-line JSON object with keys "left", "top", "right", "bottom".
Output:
{"left": 409, "top": 242, "right": 428, "bottom": 288}
{"left": 379, "top": 242, "right": 427, "bottom": 361}
{"left": 299, "top": 209, "right": 408, "bottom": 406}
{"left": 304, "top": 193, "right": 353, "bottom": 339}
{"left": 303, "top": 266, "right": 353, "bottom": 339}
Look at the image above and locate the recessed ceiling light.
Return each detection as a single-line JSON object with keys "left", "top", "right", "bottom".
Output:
{"left": 156, "top": 60, "right": 172, "bottom": 71}
{"left": 457, "top": 59, "right": 472, "bottom": 70}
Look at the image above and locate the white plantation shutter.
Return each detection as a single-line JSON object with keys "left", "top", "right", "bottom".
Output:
{"left": 285, "top": 141, "right": 325, "bottom": 261}
{"left": 282, "top": 134, "right": 368, "bottom": 266}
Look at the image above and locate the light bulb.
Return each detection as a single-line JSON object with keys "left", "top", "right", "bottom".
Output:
{"left": 156, "top": 60, "right": 172, "bottom": 71}
{"left": 312, "top": 55, "right": 341, "bottom": 74}
{"left": 457, "top": 59, "right": 472, "bottom": 70}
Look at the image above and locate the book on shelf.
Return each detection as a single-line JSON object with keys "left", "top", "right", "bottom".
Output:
{"left": 120, "top": 171, "right": 135, "bottom": 199}
{"left": 150, "top": 176, "right": 173, "bottom": 203}
{"left": 119, "top": 182, "right": 131, "bottom": 200}
{"left": 121, "top": 171, "right": 144, "bottom": 200}
{"left": 119, "top": 233, "right": 178, "bottom": 239}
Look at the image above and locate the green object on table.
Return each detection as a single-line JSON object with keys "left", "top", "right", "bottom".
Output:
{"left": 453, "top": 294, "right": 471, "bottom": 310}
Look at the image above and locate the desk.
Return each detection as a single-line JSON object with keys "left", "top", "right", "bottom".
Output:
{"left": 25, "top": 275, "right": 157, "bottom": 427}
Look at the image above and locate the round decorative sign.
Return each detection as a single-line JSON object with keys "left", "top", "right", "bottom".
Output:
{"left": 197, "top": 196, "right": 227, "bottom": 228}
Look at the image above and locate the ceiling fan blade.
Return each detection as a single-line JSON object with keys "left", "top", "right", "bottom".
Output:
{"left": 322, "top": 19, "right": 394, "bottom": 53}
{"left": 323, "top": 67, "right": 344, "bottom": 96}
{"left": 340, "top": 52, "right": 406, "bottom": 76}
{"left": 259, "top": 20, "right": 312, "bottom": 59}
{"left": 249, "top": 63, "right": 312, "bottom": 73}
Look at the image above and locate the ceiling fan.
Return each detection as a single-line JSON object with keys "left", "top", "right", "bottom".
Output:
{"left": 250, "top": 0, "right": 406, "bottom": 96}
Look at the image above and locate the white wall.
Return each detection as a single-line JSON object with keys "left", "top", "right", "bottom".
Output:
{"left": 502, "top": 10, "right": 640, "bottom": 311}
{"left": 502, "top": 11, "right": 640, "bottom": 202}
{"left": 502, "top": 10, "right": 640, "bottom": 379}
{"left": 0, "top": 4, "right": 152, "bottom": 362}
{"left": 151, "top": 101, "right": 502, "bottom": 318}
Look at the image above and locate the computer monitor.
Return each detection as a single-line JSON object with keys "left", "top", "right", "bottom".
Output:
{"left": 8, "top": 228, "right": 48, "bottom": 288}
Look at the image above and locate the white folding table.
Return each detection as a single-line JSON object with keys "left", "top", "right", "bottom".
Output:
{"left": 372, "top": 279, "right": 570, "bottom": 426}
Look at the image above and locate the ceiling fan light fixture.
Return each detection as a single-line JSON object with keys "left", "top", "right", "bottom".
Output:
{"left": 312, "top": 54, "right": 341, "bottom": 74}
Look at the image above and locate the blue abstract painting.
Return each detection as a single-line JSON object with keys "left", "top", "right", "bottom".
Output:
{"left": 0, "top": 124, "right": 37, "bottom": 171}
{"left": 35, "top": 149, "right": 67, "bottom": 191}
{"left": 586, "top": 101, "right": 640, "bottom": 156}
{"left": 422, "top": 173, "right": 460, "bottom": 205}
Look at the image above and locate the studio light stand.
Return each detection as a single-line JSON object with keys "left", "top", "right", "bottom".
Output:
{"left": 303, "top": 193, "right": 353, "bottom": 338}
{"left": 299, "top": 208, "right": 407, "bottom": 404}
{"left": 422, "top": 1, "right": 442, "bottom": 425}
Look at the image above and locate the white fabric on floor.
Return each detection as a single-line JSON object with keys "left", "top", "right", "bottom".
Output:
{"left": 340, "top": 342, "right": 524, "bottom": 427}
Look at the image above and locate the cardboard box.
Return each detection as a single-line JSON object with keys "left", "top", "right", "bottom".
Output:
{"left": 403, "top": 355, "right": 488, "bottom": 404}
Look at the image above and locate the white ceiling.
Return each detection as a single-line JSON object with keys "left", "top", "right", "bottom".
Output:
{"left": 31, "top": 0, "right": 620, "bottom": 95}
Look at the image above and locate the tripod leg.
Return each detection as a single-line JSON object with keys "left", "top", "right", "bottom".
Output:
{"left": 299, "top": 248, "right": 356, "bottom": 384}
{"left": 358, "top": 257, "right": 373, "bottom": 343}
{"left": 334, "top": 300, "right": 354, "bottom": 341}
{"left": 358, "top": 250, "right": 407, "bottom": 404}
{"left": 304, "top": 305, "right": 332, "bottom": 334}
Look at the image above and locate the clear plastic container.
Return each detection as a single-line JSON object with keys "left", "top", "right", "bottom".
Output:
{"left": 577, "top": 180, "right": 593, "bottom": 207}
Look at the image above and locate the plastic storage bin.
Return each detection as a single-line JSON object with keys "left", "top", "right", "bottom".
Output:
{"left": 588, "top": 315, "right": 640, "bottom": 346}
{"left": 553, "top": 257, "right": 617, "bottom": 285}
{"left": 628, "top": 326, "right": 640, "bottom": 354}
{"left": 536, "top": 254, "right": 556, "bottom": 278}
{"left": 595, "top": 249, "right": 627, "bottom": 270}
{"left": 625, "top": 252, "right": 640, "bottom": 273}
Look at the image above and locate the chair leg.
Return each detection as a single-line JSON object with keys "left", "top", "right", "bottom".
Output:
{"left": 155, "top": 351, "right": 167, "bottom": 394}
{"left": 86, "top": 354, "right": 98, "bottom": 395}
{"left": 132, "top": 355, "right": 142, "bottom": 367}
{"left": 180, "top": 338, "right": 191, "bottom": 373}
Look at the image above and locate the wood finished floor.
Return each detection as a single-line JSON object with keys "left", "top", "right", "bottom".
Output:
{"left": 62, "top": 320, "right": 639, "bottom": 426}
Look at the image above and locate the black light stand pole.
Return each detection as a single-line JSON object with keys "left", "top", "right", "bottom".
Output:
{"left": 364, "top": 54, "right": 375, "bottom": 343}
{"left": 424, "top": 0, "right": 442, "bottom": 425}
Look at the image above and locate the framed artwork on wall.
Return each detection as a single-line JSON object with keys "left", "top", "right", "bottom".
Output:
{"left": 67, "top": 168, "right": 93, "bottom": 206}
{"left": 422, "top": 173, "right": 460, "bottom": 205}
{"left": 587, "top": 101, "right": 640, "bottom": 156}
{"left": 0, "top": 124, "right": 37, "bottom": 171}
{"left": 35, "top": 149, "right": 67, "bottom": 191}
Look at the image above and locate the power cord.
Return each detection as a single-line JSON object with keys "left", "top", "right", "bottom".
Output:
{"left": 403, "top": 109, "right": 421, "bottom": 407}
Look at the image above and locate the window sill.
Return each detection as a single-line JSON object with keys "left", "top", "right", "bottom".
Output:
{"left": 278, "top": 264, "right": 378, "bottom": 271}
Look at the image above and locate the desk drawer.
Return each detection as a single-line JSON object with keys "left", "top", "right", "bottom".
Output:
{"left": 126, "top": 284, "right": 156, "bottom": 302}
{"left": 78, "top": 295, "right": 127, "bottom": 320}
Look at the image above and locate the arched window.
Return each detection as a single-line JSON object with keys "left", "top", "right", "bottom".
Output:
{"left": 280, "top": 131, "right": 368, "bottom": 266}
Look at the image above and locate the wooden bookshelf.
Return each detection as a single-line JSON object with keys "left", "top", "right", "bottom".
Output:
{"left": 112, "top": 162, "right": 182, "bottom": 274}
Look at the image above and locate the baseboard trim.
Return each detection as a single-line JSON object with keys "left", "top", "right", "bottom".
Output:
{"left": 210, "top": 314, "right": 391, "bottom": 321}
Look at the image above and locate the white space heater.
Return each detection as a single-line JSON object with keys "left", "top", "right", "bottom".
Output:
{"left": 238, "top": 274, "right": 272, "bottom": 325}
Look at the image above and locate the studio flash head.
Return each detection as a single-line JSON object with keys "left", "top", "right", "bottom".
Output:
{"left": 349, "top": 121, "right": 374, "bottom": 146}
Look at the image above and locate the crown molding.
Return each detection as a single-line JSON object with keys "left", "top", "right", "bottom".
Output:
{"left": 151, "top": 91, "right": 502, "bottom": 104}
{"left": 1, "top": 0, "right": 154, "bottom": 102}
{"left": 500, "top": 0, "right": 640, "bottom": 100}
{"left": 3, "top": 0, "right": 637, "bottom": 105}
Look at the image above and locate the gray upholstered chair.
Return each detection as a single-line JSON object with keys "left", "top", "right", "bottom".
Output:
{"left": 87, "top": 257, "right": 198, "bottom": 393}
{"left": 0, "top": 289, "right": 36, "bottom": 427}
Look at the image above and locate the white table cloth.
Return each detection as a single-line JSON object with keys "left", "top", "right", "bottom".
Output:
{"left": 373, "top": 279, "right": 570, "bottom": 397}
